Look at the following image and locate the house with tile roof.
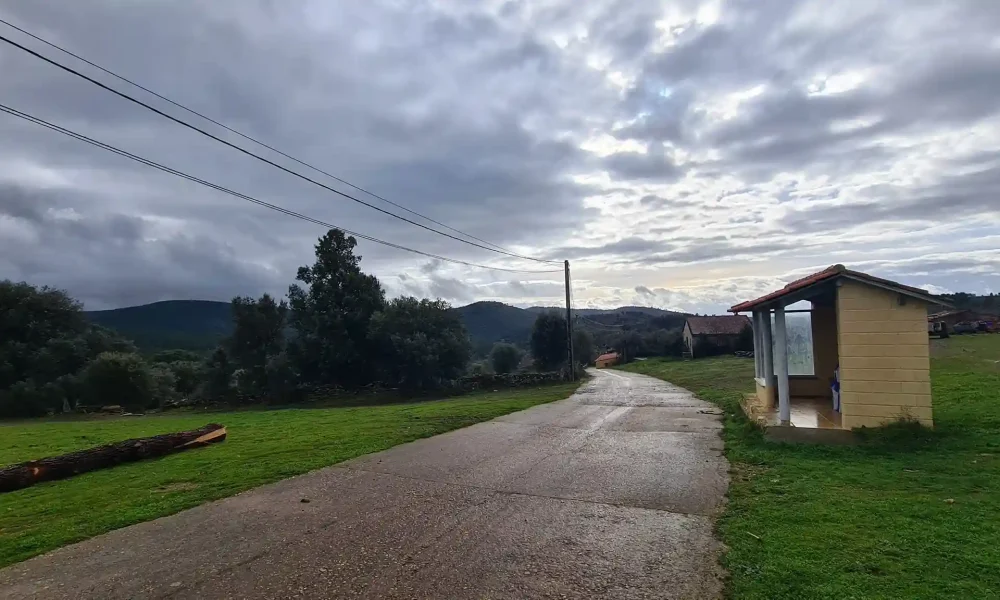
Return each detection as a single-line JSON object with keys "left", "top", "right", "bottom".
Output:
{"left": 682, "top": 315, "right": 751, "bottom": 358}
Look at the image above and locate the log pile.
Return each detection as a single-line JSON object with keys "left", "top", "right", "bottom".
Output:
{"left": 0, "top": 423, "right": 226, "bottom": 493}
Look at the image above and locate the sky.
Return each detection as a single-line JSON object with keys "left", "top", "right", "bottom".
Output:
{"left": 1, "top": 0, "right": 998, "bottom": 314}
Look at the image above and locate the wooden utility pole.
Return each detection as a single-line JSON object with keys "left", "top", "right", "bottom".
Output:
{"left": 564, "top": 260, "right": 575, "bottom": 381}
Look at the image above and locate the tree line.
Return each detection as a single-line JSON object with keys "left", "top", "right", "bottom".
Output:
{"left": 1, "top": 229, "right": 590, "bottom": 418}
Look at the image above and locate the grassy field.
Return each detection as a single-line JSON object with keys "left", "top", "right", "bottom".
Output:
{"left": 0, "top": 382, "right": 580, "bottom": 568}
{"left": 622, "top": 335, "right": 1000, "bottom": 600}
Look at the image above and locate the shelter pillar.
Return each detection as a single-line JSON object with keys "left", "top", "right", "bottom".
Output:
{"left": 774, "top": 306, "right": 791, "bottom": 425}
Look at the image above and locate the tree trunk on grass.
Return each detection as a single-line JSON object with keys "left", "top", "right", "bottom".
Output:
{"left": 0, "top": 423, "right": 226, "bottom": 493}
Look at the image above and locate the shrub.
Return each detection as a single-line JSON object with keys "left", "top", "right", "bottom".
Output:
{"left": 468, "top": 361, "right": 491, "bottom": 376}
{"left": 490, "top": 343, "right": 523, "bottom": 375}
{"left": 80, "top": 352, "right": 157, "bottom": 411}
{"left": 198, "top": 347, "right": 235, "bottom": 402}
{"left": 159, "top": 360, "right": 204, "bottom": 396}
{"left": 149, "top": 364, "right": 179, "bottom": 407}
{"left": 265, "top": 352, "right": 298, "bottom": 403}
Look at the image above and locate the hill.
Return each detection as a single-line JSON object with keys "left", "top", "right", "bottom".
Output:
{"left": 452, "top": 301, "right": 538, "bottom": 356}
{"left": 85, "top": 298, "right": 691, "bottom": 357}
{"left": 86, "top": 300, "right": 232, "bottom": 354}
{"left": 527, "top": 305, "right": 685, "bottom": 318}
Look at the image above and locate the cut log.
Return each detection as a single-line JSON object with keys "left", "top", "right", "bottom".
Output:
{"left": 0, "top": 423, "right": 226, "bottom": 494}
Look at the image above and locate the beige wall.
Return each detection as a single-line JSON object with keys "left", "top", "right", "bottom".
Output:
{"left": 836, "top": 280, "right": 933, "bottom": 428}
{"left": 682, "top": 323, "right": 694, "bottom": 355}
{"left": 755, "top": 378, "right": 774, "bottom": 409}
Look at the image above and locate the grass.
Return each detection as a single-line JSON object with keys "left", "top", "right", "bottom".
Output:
{"left": 621, "top": 335, "right": 1000, "bottom": 600}
{"left": 0, "top": 382, "right": 581, "bottom": 568}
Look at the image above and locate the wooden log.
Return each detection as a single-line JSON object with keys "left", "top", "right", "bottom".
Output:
{"left": 0, "top": 423, "right": 226, "bottom": 493}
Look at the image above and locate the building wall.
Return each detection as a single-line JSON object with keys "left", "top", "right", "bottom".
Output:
{"left": 836, "top": 280, "right": 933, "bottom": 428}
{"left": 755, "top": 378, "right": 775, "bottom": 409}
{"left": 788, "top": 306, "right": 839, "bottom": 397}
{"left": 595, "top": 357, "right": 617, "bottom": 368}
{"left": 682, "top": 323, "right": 694, "bottom": 356}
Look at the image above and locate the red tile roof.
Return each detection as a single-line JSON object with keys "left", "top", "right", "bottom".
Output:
{"left": 596, "top": 352, "right": 619, "bottom": 362}
{"left": 729, "top": 264, "right": 946, "bottom": 313}
{"left": 685, "top": 315, "right": 751, "bottom": 336}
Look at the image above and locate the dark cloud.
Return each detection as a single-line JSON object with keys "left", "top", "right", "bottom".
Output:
{"left": 549, "top": 236, "right": 672, "bottom": 260}
{"left": 1, "top": 0, "right": 997, "bottom": 311}
{"left": 603, "top": 144, "right": 684, "bottom": 181}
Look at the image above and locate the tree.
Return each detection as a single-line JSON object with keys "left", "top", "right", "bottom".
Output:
{"left": 151, "top": 349, "right": 204, "bottom": 364}
{"left": 156, "top": 360, "right": 204, "bottom": 396}
{"left": 490, "top": 343, "right": 523, "bottom": 374}
{"left": 200, "top": 347, "right": 235, "bottom": 401}
{"left": 226, "top": 294, "right": 288, "bottom": 395}
{"left": 287, "top": 230, "right": 386, "bottom": 387}
{"left": 368, "top": 297, "right": 471, "bottom": 391}
{"left": 0, "top": 280, "right": 136, "bottom": 416}
{"left": 572, "top": 329, "right": 595, "bottom": 366}
{"left": 530, "top": 312, "right": 568, "bottom": 371}
{"left": 80, "top": 352, "right": 158, "bottom": 411}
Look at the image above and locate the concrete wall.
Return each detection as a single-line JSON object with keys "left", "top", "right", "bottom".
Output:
{"left": 788, "top": 306, "right": 839, "bottom": 397}
{"left": 836, "top": 280, "right": 933, "bottom": 428}
{"left": 682, "top": 323, "right": 694, "bottom": 355}
{"left": 755, "top": 378, "right": 775, "bottom": 409}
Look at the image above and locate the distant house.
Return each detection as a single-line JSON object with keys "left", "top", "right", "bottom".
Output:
{"left": 595, "top": 352, "right": 620, "bottom": 368}
{"left": 683, "top": 315, "right": 751, "bottom": 358}
{"left": 928, "top": 309, "right": 997, "bottom": 331}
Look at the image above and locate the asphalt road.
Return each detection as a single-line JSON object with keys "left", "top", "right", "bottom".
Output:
{"left": 0, "top": 368, "right": 729, "bottom": 599}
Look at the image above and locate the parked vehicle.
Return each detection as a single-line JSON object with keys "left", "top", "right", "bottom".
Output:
{"left": 928, "top": 321, "right": 949, "bottom": 338}
{"left": 952, "top": 322, "right": 978, "bottom": 335}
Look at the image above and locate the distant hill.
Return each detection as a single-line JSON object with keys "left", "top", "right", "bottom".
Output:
{"left": 85, "top": 298, "right": 689, "bottom": 357}
{"left": 527, "top": 305, "right": 686, "bottom": 318}
{"left": 452, "top": 301, "right": 538, "bottom": 356}
{"left": 85, "top": 299, "right": 540, "bottom": 356}
{"left": 86, "top": 300, "right": 232, "bottom": 354}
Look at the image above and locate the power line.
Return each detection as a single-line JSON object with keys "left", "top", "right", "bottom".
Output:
{"left": 0, "top": 103, "right": 563, "bottom": 275}
{"left": 0, "top": 17, "right": 522, "bottom": 256}
{"left": 576, "top": 314, "right": 625, "bottom": 329}
{"left": 0, "top": 29, "right": 562, "bottom": 265}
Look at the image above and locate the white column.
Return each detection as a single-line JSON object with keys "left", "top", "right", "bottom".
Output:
{"left": 774, "top": 306, "right": 791, "bottom": 425}
{"left": 761, "top": 310, "right": 774, "bottom": 388}
{"left": 751, "top": 311, "right": 762, "bottom": 378}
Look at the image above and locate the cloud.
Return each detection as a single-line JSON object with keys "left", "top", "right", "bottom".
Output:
{"left": 0, "top": 0, "right": 997, "bottom": 313}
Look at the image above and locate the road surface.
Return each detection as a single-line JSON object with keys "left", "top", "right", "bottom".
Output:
{"left": 0, "top": 369, "right": 729, "bottom": 599}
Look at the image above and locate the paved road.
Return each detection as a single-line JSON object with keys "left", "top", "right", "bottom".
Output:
{"left": 0, "top": 369, "right": 729, "bottom": 599}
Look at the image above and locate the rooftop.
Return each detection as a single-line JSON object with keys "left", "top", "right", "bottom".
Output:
{"left": 686, "top": 315, "right": 751, "bottom": 336}
{"left": 729, "top": 264, "right": 946, "bottom": 313}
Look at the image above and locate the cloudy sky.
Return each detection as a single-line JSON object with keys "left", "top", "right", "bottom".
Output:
{"left": 1, "top": 0, "right": 998, "bottom": 314}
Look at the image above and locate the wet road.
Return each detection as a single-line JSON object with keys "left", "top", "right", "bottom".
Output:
{"left": 0, "top": 369, "right": 729, "bottom": 599}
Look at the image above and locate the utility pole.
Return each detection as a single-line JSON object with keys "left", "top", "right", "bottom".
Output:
{"left": 564, "top": 260, "right": 575, "bottom": 381}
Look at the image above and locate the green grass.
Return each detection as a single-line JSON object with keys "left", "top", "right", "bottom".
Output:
{"left": 621, "top": 336, "right": 1000, "bottom": 600}
{"left": 0, "top": 382, "right": 580, "bottom": 568}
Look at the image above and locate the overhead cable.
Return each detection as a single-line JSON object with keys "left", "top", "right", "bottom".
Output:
{"left": 0, "top": 103, "right": 563, "bottom": 274}
{"left": 0, "top": 29, "right": 562, "bottom": 265}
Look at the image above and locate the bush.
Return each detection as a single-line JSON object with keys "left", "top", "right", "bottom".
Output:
{"left": 80, "top": 352, "right": 157, "bottom": 411}
{"left": 490, "top": 343, "right": 523, "bottom": 375}
{"left": 0, "top": 380, "right": 61, "bottom": 418}
{"left": 468, "top": 361, "right": 491, "bottom": 376}
{"left": 158, "top": 360, "right": 204, "bottom": 396}
{"left": 149, "top": 364, "right": 179, "bottom": 407}
{"left": 265, "top": 352, "right": 298, "bottom": 403}
{"left": 198, "top": 347, "right": 235, "bottom": 402}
